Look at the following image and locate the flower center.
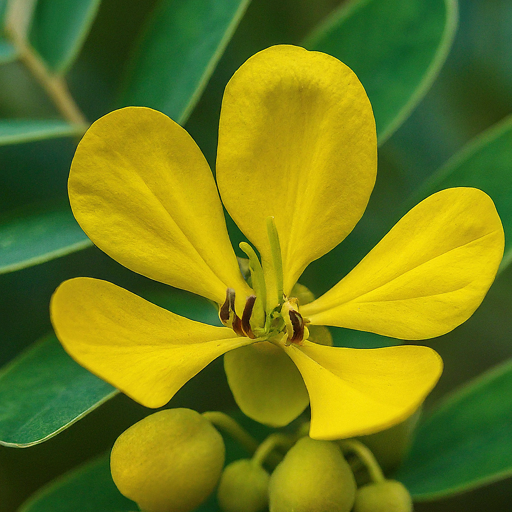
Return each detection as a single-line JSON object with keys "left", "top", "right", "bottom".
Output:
{"left": 218, "top": 217, "right": 309, "bottom": 345}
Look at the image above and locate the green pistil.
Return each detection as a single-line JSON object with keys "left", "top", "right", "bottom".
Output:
{"left": 266, "top": 216, "right": 284, "bottom": 305}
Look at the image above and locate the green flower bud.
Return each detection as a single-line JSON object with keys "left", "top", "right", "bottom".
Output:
{"left": 268, "top": 437, "right": 356, "bottom": 512}
{"left": 110, "top": 408, "right": 225, "bottom": 512}
{"left": 217, "top": 459, "right": 270, "bottom": 512}
{"left": 353, "top": 480, "right": 413, "bottom": 512}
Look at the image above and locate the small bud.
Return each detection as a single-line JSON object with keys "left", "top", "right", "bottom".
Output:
{"left": 268, "top": 437, "right": 356, "bottom": 512}
{"left": 110, "top": 409, "right": 225, "bottom": 512}
{"left": 353, "top": 480, "right": 413, "bottom": 512}
{"left": 217, "top": 459, "right": 270, "bottom": 512}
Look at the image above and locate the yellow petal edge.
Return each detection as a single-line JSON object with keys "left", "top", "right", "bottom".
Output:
{"left": 51, "top": 277, "right": 253, "bottom": 408}
{"left": 285, "top": 341, "right": 443, "bottom": 440}
{"left": 217, "top": 45, "right": 376, "bottom": 306}
{"left": 69, "top": 107, "right": 250, "bottom": 305}
{"left": 303, "top": 188, "right": 505, "bottom": 339}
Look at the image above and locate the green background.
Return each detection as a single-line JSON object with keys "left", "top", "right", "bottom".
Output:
{"left": 1, "top": 0, "right": 512, "bottom": 510}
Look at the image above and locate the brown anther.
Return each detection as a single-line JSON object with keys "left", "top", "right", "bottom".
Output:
{"left": 219, "top": 288, "right": 236, "bottom": 324}
{"left": 288, "top": 309, "right": 305, "bottom": 344}
{"left": 241, "top": 295, "right": 257, "bottom": 339}
{"left": 232, "top": 315, "right": 244, "bottom": 336}
{"left": 219, "top": 288, "right": 244, "bottom": 336}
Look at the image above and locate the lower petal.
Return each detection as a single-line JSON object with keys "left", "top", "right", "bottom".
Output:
{"left": 51, "top": 278, "right": 253, "bottom": 408}
{"left": 283, "top": 341, "right": 442, "bottom": 440}
{"left": 224, "top": 342, "right": 309, "bottom": 427}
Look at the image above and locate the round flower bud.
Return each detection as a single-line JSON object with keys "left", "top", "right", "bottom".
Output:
{"left": 268, "top": 437, "right": 356, "bottom": 512}
{"left": 353, "top": 480, "right": 413, "bottom": 512}
{"left": 110, "top": 408, "right": 225, "bottom": 512}
{"left": 217, "top": 459, "right": 270, "bottom": 512}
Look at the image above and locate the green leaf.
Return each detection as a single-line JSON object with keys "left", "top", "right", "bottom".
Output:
{"left": 0, "top": 200, "right": 90, "bottom": 275}
{"left": 407, "top": 114, "right": 512, "bottom": 273}
{"left": 19, "top": 453, "right": 135, "bottom": 512}
{"left": 397, "top": 358, "right": 512, "bottom": 499}
{"left": 0, "top": 119, "right": 83, "bottom": 145}
{"left": 28, "top": 0, "right": 101, "bottom": 74}
{"left": 0, "top": 334, "right": 116, "bottom": 447}
{"left": 304, "top": 0, "right": 458, "bottom": 144}
{"left": 121, "top": 0, "right": 250, "bottom": 124}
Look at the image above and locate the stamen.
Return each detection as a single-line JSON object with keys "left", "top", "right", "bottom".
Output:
{"left": 219, "top": 288, "right": 235, "bottom": 324}
{"left": 241, "top": 295, "right": 257, "bottom": 339}
{"left": 219, "top": 288, "right": 244, "bottom": 336}
{"left": 288, "top": 309, "right": 305, "bottom": 344}
{"left": 281, "top": 298, "right": 306, "bottom": 345}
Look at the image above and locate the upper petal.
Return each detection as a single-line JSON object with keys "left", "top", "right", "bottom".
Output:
{"left": 302, "top": 188, "right": 505, "bottom": 339}
{"left": 69, "top": 107, "right": 250, "bottom": 305}
{"left": 284, "top": 341, "right": 442, "bottom": 440}
{"left": 224, "top": 342, "right": 309, "bottom": 427}
{"left": 50, "top": 277, "right": 254, "bottom": 408}
{"left": 217, "top": 45, "right": 376, "bottom": 303}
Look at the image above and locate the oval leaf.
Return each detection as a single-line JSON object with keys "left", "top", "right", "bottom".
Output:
{"left": 121, "top": 0, "right": 250, "bottom": 123}
{"left": 28, "top": 0, "right": 101, "bottom": 74}
{"left": 0, "top": 334, "right": 116, "bottom": 447}
{"left": 397, "top": 359, "right": 512, "bottom": 499}
{"left": 19, "top": 453, "right": 135, "bottom": 512}
{"left": 0, "top": 119, "right": 83, "bottom": 146}
{"left": 304, "top": 0, "right": 457, "bottom": 143}
{"left": 0, "top": 200, "right": 90, "bottom": 275}
{"left": 408, "top": 115, "right": 512, "bottom": 273}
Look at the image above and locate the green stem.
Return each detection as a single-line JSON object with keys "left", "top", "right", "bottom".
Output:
{"left": 5, "top": 0, "right": 89, "bottom": 128}
{"left": 339, "top": 439, "right": 385, "bottom": 483}
{"left": 252, "top": 433, "right": 296, "bottom": 467}
{"left": 202, "top": 411, "right": 259, "bottom": 455}
{"left": 266, "top": 216, "right": 284, "bottom": 304}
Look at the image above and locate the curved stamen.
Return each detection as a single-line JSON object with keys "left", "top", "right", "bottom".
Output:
{"left": 241, "top": 295, "right": 257, "bottom": 339}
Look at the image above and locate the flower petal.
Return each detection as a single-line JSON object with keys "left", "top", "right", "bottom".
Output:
{"left": 69, "top": 107, "right": 250, "bottom": 305}
{"left": 284, "top": 341, "right": 442, "bottom": 440}
{"left": 50, "top": 277, "right": 253, "bottom": 408}
{"left": 302, "top": 188, "right": 504, "bottom": 339}
{"left": 224, "top": 342, "right": 309, "bottom": 427}
{"left": 217, "top": 45, "right": 376, "bottom": 303}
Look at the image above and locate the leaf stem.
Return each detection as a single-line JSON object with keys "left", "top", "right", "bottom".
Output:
{"left": 5, "top": 0, "right": 89, "bottom": 129}
{"left": 339, "top": 439, "right": 385, "bottom": 483}
{"left": 252, "top": 432, "right": 296, "bottom": 467}
{"left": 202, "top": 411, "right": 259, "bottom": 455}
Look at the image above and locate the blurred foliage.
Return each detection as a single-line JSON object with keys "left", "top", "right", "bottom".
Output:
{"left": 0, "top": 0, "right": 511, "bottom": 511}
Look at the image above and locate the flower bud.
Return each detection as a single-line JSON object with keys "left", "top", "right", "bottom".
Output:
{"left": 268, "top": 437, "right": 356, "bottom": 512}
{"left": 353, "top": 480, "right": 413, "bottom": 512}
{"left": 110, "top": 408, "right": 225, "bottom": 512}
{"left": 217, "top": 459, "right": 270, "bottom": 512}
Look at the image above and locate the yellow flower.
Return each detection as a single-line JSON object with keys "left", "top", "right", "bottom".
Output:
{"left": 50, "top": 45, "right": 504, "bottom": 440}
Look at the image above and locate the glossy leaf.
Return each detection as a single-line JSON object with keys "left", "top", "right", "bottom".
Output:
{"left": 0, "top": 334, "right": 116, "bottom": 447}
{"left": 397, "top": 359, "right": 512, "bottom": 499}
{"left": 408, "top": 114, "right": 512, "bottom": 272}
{"left": 304, "top": 0, "right": 457, "bottom": 143}
{"left": 0, "top": 200, "right": 90, "bottom": 275}
{"left": 121, "top": 0, "right": 250, "bottom": 123}
{"left": 0, "top": 119, "right": 83, "bottom": 146}
{"left": 28, "top": 0, "right": 101, "bottom": 73}
{"left": 19, "top": 453, "right": 135, "bottom": 512}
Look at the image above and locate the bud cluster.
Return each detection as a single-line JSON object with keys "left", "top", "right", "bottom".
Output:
{"left": 110, "top": 408, "right": 413, "bottom": 512}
